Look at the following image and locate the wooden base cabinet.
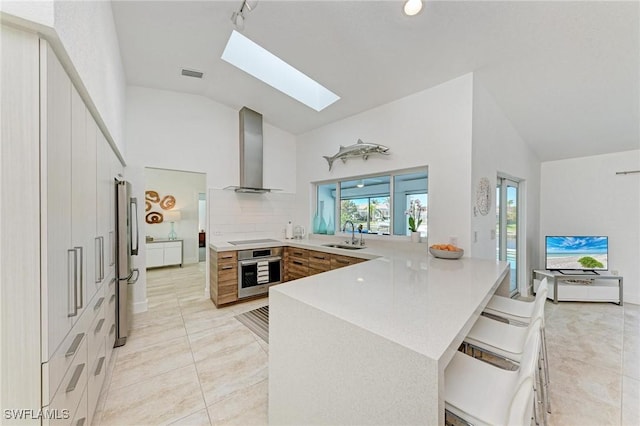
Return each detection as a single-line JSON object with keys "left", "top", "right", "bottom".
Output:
{"left": 308, "top": 250, "right": 331, "bottom": 275}
{"left": 284, "top": 247, "right": 366, "bottom": 281}
{"left": 210, "top": 249, "right": 238, "bottom": 306}
{"left": 285, "top": 248, "right": 309, "bottom": 281}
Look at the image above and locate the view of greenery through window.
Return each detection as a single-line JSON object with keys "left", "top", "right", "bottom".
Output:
{"left": 315, "top": 168, "right": 428, "bottom": 237}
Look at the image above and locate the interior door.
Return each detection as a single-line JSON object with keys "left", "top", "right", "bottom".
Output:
{"left": 496, "top": 176, "right": 520, "bottom": 296}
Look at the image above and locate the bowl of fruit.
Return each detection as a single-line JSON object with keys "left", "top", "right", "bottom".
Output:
{"left": 429, "top": 244, "right": 464, "bottom": 259}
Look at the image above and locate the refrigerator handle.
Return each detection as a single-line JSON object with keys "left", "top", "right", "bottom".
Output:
{"left": 130, "top": 197, "right": 139, "bottom": 255}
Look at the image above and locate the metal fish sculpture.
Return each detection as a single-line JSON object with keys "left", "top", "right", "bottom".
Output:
{"left": 323, "top": 139, "right": 390, "bottom": 171}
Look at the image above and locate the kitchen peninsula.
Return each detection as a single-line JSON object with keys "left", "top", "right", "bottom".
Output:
{"left": 259, "top": 239, "right": 509, "bottom": 426}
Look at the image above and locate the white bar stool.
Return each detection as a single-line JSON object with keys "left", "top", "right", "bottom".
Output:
{"left": 483, "top": 278, "right": 551, "bottom": 414}
{"left": 445, "top": 319, "right": 542, "bottom": 426}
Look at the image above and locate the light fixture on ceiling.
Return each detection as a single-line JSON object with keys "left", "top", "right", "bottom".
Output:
{"left": 231, "top": 0, "right": 258, "bottom": 31}
{"left": 356, "top": 180, "right": 364, "bottom": 188}
{"left": 403, "top": 0, "right": 423, "bottom": 16}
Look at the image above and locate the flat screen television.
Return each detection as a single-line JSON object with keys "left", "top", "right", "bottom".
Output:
{"left": 545, "top": 236, "right": 608, "bottom": 272}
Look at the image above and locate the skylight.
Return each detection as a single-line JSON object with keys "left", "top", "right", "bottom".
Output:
{"left": 221, "top": 30, "right": 340, "bottom": 112}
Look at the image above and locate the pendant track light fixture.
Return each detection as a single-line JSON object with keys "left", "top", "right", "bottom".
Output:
{"left": 403, "top": 0, "right": 423, "bottom": 16}
{"left": 231, "top": 0, "right": 258, "bottom": 31}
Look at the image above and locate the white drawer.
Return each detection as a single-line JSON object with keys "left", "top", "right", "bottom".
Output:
{"left": 70, "top": 388, "right": 88, "bottom": 426}
{"left": 47, "top": 336, "right": 88, "bottom": 426}
{"left": 44, "top": 305, "right": 92, "bottom": 405}
{"left": 87, "top": 295, "right": 106, "bottom": 367}
{"left": 162, "top": 241, "right": 182, "bottom": 249}
{"left": 87, "top": 342, "right": 107, "bottom": 425}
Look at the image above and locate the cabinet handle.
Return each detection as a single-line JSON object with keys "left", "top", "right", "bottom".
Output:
{"left": 312, "top": 255, "right": 326, "bottom": 260}
{"left": 293, "top": 260, "right": 304, "bottom": 266}
{"left": 109, "top": 323, "right": 116, "bottom": 336}
{"left": 94, "top": 296, "right": 104, "bottom": 311}
{"left": 74, "top": 247, "right": 84, "bottom": 309}
{"left": 221, "top": 265, "right": 234, "bottom": 270}
{"left": 221, "top": 255, "right": 234, "bottom": 259}
{"left": 336, "top": 259, "right": 349, "bottom": 264}
{"left": 95, "top": 237, "right": 101, "bottom": 283}
{"left": 65, "top": 363, "right": 85, "bottom": 393}
{"left": 68, "top": 249, "right": 78, "bottom": 317}
{"left": 76, "top": 417, "right": 86, "bottom": 426}
{"left": 109, "top": 230, "right": 115, "bottom": 266}
{"left": 293, "top": 251, "right": 304, "bottom": 256}
{"left": 94, "top": 318, "right": 105, "bottom": 335}
{"left": 65, "top": 332, "right": 85, "bottom": 358}
{"left": 100, "top": 236, "right": 105, "bottom": 282}
{"left": 94, "top": 356, "right": 106, "bottom": 376}
{"left": 109, "top": 293, "right": 116, "bottom": 304}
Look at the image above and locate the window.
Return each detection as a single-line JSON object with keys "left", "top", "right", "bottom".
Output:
{"left": 313, "top": 168, "right": 428, "bottom": 237}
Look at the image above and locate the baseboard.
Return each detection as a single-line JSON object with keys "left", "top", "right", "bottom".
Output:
{"left": 133, "top": 298, "right": 148, "bottom": 314}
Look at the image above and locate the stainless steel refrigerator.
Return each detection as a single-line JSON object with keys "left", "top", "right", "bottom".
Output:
{"left": 115, "top": 179, "right": 139, "bottom": 347}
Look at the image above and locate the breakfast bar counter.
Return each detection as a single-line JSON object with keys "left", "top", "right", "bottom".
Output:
{"left": 267, "top": 241, "right": 509, "bottom": 425}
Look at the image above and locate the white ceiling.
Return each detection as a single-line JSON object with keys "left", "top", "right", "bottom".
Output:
{"left": 112, "top": 0, "right": 639, "bottom": 161}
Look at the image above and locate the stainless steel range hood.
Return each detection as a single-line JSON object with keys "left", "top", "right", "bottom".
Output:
{"left": 224, "top": 107, "right": 279, "bottom": 193}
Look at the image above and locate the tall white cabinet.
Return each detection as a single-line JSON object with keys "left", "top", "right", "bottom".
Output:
{"left": 1, "top": 25, "right": 122, "bottom": 426}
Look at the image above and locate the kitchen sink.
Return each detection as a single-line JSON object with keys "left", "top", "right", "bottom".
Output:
{"left": 322, "top": 243, "right": 365, "bottom": 250}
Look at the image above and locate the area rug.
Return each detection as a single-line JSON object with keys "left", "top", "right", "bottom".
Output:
{"left": 235, "top": 305, "right": 269, "bottom": 343}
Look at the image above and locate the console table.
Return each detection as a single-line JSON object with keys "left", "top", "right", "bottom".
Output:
{"left": 533, "top": 269, "right": 623, "bottom": 305}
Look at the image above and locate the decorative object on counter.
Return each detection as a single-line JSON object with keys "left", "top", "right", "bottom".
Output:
{"left": 285, "top": 221, "right": 293, "bottom": 239}
{"left": 411, "top": 232, "right": 420, "bottom": 243}
{"left": 146, "top": 211, "right": 163, "bottom": 224}
{"left": 429, "top": 244, "right": 464, "bottom": 259}
{"left": 293, "top": 225, "right": 306, "bottom": 239}
{"left": 406, "top": 198, "right": 426, "bottom": 236}
{"left": 474, "top": 177, "right": 491, "bottom": 216}
{"left": 165, "top": 210, "right": 182, "bottom": 240}
{"left": 326, "top": 215, "right": 335, "bottom": 235}
{"left": 322, "top": 139, "right": 390, "bottom": 171}
{"left": 314, "top": 201, "right": 327, "bottom": 234}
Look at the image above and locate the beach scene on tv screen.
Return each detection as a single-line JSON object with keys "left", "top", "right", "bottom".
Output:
{"left": 546, "top": 236, "right": 608, "bottom": 270}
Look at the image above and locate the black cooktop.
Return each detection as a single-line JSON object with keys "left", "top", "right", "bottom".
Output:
{"left": 228, "top": 238, "right": 281, "bottom": 246}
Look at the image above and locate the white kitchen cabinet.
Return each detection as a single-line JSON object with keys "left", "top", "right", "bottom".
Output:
{"left": 1, "top": 24, "right": 121, "bottom": 426}
{"left": 146, "top": 240, "right": 183, "bottom": 268}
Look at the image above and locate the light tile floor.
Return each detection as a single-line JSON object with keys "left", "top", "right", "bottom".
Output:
{"left": 95, "top": 263, "right": 640, "bottom": 425}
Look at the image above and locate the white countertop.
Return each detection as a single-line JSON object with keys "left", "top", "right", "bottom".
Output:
{"left": 211, "top": 235, "right": 509, "bottom": 363}
{"left": 262, "top": 236, "right": 509, "bottom": 425}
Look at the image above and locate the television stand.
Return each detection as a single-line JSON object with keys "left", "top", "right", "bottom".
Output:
{"left": 552, "top": 269, "right": 600, "bottom": 276}
{"left": 533, "top": 270, "right": 623, "bottom": 305}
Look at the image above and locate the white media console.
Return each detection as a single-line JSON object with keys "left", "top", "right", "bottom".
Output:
{"left": 533, "top": 269, "right": 623, "bottom": 305}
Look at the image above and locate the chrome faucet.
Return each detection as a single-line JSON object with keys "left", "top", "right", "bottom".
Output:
{"left": 342, "top": 220, "right": 356, "bottom": 245}
{"left": 358, "top": 224, "right": 365, "bottom": 246}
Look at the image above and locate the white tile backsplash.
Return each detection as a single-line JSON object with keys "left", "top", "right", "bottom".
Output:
{"left": 209, "top": 189, "right": 298, "bottom": 240}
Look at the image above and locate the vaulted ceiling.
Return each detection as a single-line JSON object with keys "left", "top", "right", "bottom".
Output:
{"left": 112, "top": 1, "right": 639, "bottom": 161}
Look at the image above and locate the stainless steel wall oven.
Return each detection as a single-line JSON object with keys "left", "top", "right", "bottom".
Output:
{"left": 237, "top": 247, "right": 283, "bottom": 298}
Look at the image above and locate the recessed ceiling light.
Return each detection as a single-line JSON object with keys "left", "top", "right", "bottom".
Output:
{"left": 403, "top": 0, "right": 423, "bottom": 16}
{"left": 221, "top": 30, "right": 340, "bottom": 112}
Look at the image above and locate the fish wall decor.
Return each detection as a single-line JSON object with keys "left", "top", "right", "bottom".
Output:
{"left": 323, "top": 139, "right": 390, "bottom": 170}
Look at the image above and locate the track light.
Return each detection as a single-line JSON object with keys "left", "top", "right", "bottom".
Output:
{"left": 403, "top": 0, "right": 423, "bottom": 16}
{"left": 231, "top": 0, "right": 258, "bottom": 31}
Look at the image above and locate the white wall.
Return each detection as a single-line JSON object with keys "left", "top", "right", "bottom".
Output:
{"left": 540, "top": 150, "right": 640, "bottom": 305}
{"left": 1, "top": 0, "right": 127, "bottom": 156}
{"left": 145, "top": 168, "right": 206, "bottom": 265}
{"left": 471, "top": 76, "right": 542, "bottom": 293}
{"left": 53, "top": 0, "right": 126, "bottom": 154}
{"left": 295, "top": 74, "right": 474, "bottom": 250}
{"left": 126, "top": 86, "right": 297, "bottom": 311}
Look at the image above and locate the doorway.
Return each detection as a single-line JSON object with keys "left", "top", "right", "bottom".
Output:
{"left": 496, "top": 175, "right": 520, "bottom": 296}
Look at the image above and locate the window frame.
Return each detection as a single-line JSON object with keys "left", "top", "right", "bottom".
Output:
{"left": 313, "top": 166, "right": 428, "bottom": 239}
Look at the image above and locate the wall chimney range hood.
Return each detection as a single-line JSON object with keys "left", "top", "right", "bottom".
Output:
{"left": 224, "top": 107, "right": 279, "bottom": 193}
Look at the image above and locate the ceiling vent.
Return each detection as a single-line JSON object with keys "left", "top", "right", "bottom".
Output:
{"left": 181, "top": 68, "right": 204, "bottom": 79}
